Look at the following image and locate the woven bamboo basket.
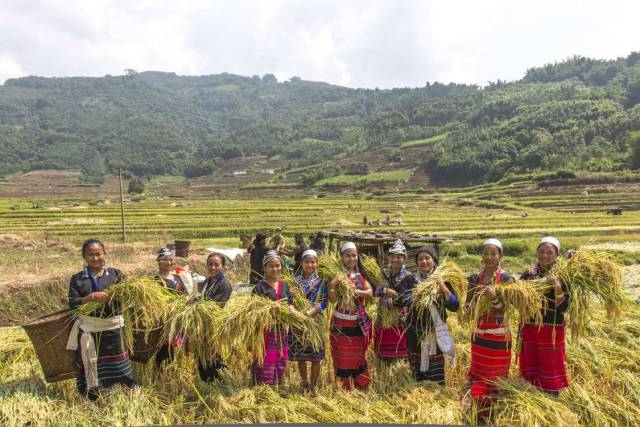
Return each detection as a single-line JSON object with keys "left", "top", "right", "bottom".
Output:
{"left": 129, "top": 326, "right": 163, "bottom": 363}
{"left": 22, "top": 309, "right": 77, "bottom": 383}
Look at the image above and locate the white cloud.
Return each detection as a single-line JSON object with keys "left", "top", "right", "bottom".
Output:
{"left": 0, "top": 0, "right": 638, "bottom": 87}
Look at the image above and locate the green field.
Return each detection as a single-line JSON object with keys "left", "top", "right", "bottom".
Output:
{"left": 1, "top": 183, "right": 639, "bottom": 425}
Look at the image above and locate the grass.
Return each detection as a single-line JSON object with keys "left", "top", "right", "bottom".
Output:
{"left": 399, "top": 133, "right": 448, "bottom": 148}
{"left": 315, "top": 170, "right": 412, "bottom": 187}
{"left": 240, "top": 182, "right": 301, "bottom": 190}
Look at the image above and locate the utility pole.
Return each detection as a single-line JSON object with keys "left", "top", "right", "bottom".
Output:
{"left": 118, "top": 168, "right": 127, "bottom": 242}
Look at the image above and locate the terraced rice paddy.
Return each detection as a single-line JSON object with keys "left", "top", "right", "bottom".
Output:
{"left": 1, "top": 181, "right": 639, "bottom": 426}
{"left": 1, "top": 181, "right": 639, "bottom": 246}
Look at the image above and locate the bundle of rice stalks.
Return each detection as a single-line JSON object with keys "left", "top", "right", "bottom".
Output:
{"left": 412, "top": 260, "right": 468, "bottom": 319}
{"left": 280, "top": 267, "right": 329, "bottom": 346}
{"left": 161, "top": 297, "right": 225, "bottom": 366}
{"left": 554, "top": 249, "right": 630, "bottom": 340}
{"left": 359, "top": 255, "right": 386, "bottom": 289}
{"left": 376, "top": 303, "right": 402, "bottom": 328}
{"left": 74, "top": 277, "right": 178, "bottom": 350}
{"left": 360, "top": 255, "right": 402, "bottom": 327}
{"left": 280, "top": 266, "right": 312, "bottom": 312}
{"left": 465, "top": 278, "right": 546, "bottom": 328}
{"left": 218, "top": 293, "right": 325, "bottom": 367}
{"left": 268, "top": 233, "right": 285, "bottom": 250}
{"left": 317, "top": 253, "right": 356, "bottom": 309}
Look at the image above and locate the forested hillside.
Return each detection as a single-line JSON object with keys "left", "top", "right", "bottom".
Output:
{"left": 1, "top": 53, "right": 639, "bottom": 185}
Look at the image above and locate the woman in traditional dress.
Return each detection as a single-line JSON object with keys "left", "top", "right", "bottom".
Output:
{"left": 251, "top": 250, "right": 296, "bottom": 386}
{"left": 154, "top": 247, "right": 186, "bottom": 367}
{"left": 155, "top": 247, "right": 186, "bottom": 294}
{"left": 396, "top": 246, "right": 459, "bottom": 384}
{"left": 328, "top": 242, "right": 373, "bottom": 390}
{"left": 198, "top": 252, "right": 233, "bottom": 382}
{"left": 465, "top": 238, "right": 515, "bottom": 422}
{"left": 287, "top": 249, "right": 328, "bottom": 394}
{"left": 373, "top": 239, "right": 411, "bottom": 362}
{"left": 67, "top": 239, "right": 135, "bottom": 400}
{"left": 519, "top": 236, "right": 569, "bottom": 395}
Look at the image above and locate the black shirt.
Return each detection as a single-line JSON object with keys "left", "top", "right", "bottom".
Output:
{"left": 155, "top": 274, "right": 186, "bottom": 294}
{"left": 202, "top": 274, "right": 233, "bottom": 307}
{"left": 252, "top": 279, "right": 294, "bottom": 305}
{"left": 249, "top": 243, "right": 269, "bottom": 282}
{"left": 521, "top": 266, "right": 570, "bottom": 325}
{"left": 68, "top": 267, "right": 124, "bottom": 316}
{"left": 310, "top": 239, "right": 325, "bottom": 253}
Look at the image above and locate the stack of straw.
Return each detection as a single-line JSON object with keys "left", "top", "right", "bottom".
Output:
{"left": 162, "top": 296, "right": 225, "bottom": 366}
{"left": 218, "top": 293, "right": 325, "bottom": 367}
{"left": 412, "top": 259, "right": 468, "bottom": 318}
{"left": 465, "top": 278, "right": 546, "bottom": 328}
{"left": 554, "top": 249, "right": 629, "bottom": 339}
{"left": 360, "top": 255, "right": 399, "bottom": 328}
{"left": 74, "top": 277, "right": 178, "bottom": 350}
{"left": 317, "top": 253, "right": 356, "bottom": 309}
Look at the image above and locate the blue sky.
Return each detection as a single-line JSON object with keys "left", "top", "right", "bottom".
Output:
{"left": 0, "top": 0, "right": 638, "bottom": 87}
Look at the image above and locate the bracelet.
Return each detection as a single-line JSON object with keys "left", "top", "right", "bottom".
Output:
{"left": 556, "top": 293, "right": 565, "bottom": 299}
{"left": 491, "top": 298, "right": 501, "bottom": 305}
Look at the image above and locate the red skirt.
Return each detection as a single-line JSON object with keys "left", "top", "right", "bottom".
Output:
{"left": 519, "top": 323, "right": 568, "bottom": 392}
{"left": 469, "top": 323, "right": 511, "bottom": 398}
{"left": 330, "top": 314, "right": 370, "bottom": 390}
{"left": 374, "top": 325, "right": 407, "bottom": 360}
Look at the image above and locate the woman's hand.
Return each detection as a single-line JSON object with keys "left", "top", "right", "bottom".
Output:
{"left": 385, "top": 288, "right": 398, "bottom": 299}
{"left": 290, "top": 286, "right": 299, "bottom": 297}
{"left": 434, "top": 276, "right": 452, "bottom": 300}
{"left": 271, "top": 301, "right": 281, "bottom": 316}
{"left": 86, "top": 291, "right": 111, "bottom": 304}
{"left": 484, "top": 285, "right": 497, "bottom": 299}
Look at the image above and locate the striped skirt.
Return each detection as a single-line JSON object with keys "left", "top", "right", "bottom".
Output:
{"left": 406, "top": 326, "right": 445, "bottom": 384}
{"left": 288, "top": 329, "right": 325, "bottom": 362}
{"left": 374, "top": 324, "right": 408, "bottom": 361}
{"left": 519, "top": 323, "right": 568, "bottom": 393}
{"left": 75, "top": 329, "right": 135, "bottom": 399}
{"left": 469, "top": 325, "right": 511, "bottom": 399}
{"left": 252, "top": 327, "right": 288, "bottom": 385}
{"left": 330, "top": 313, "right": 370, "bottom": 390}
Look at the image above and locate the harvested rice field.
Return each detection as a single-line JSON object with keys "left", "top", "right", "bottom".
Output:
{"left": 1, "top": 186, "right": 639, "bottom": 426}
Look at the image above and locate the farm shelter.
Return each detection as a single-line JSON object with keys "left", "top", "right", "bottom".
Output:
{"left": 323, "top": 230, "right": 449, "bottom": 270}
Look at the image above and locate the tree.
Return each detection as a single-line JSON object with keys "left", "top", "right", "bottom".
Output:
{"left": 631, "top": 131, "right": 640, "bottom": 170}
{"left": 128, "top": 177, "right": 145, "bottom": 194}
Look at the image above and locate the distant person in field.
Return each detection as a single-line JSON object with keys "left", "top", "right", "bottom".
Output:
{"left": 67, "top": 239, "right": 135, "bottom": 400}
{"left": 249, "top": 232, "right": 269, "bottom": 284}
{"left": 251, "top": 251, "right": 297, "bottom": 386}
{"left": 310, "top": 231, "right": 326, "bottom": 253}
{"left": 464, "top": 238, "right": 515, "bottom": 424}
{"left": 394, "top": 246, "right": 459, "bottom": 384}
{"left": 154, "top": 247, "right": 186, "bottom": 367}
{"left": 198, "top": 252, "right": 233, "bottom": 382}
{"left": 279, "top": 233, "right": 307, "bottom": 274}
{"left": 287, "top": 249, "right": 328, "bottom": 394}
{"left": 519, "top": 236, "right": 570, "bottom": 396}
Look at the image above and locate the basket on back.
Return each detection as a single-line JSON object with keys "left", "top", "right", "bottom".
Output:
{"left": 22, "top": 309, "right": 77, "bottom": 383}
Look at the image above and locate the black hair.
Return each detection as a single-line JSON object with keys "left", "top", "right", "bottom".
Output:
{"left": 82, "top": 239, "right": 105, "bottom": 256}
{"left": 207, "top": 252, "right": 226, "bottom": 267}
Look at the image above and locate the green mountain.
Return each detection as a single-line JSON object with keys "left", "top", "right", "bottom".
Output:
{"left": 1, "top": 52, "right": 639, "bottom": 185}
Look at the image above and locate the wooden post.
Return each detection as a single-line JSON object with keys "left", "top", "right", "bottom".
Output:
{"left": 118, "top": 168, "right": 127, "bottom": 243}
